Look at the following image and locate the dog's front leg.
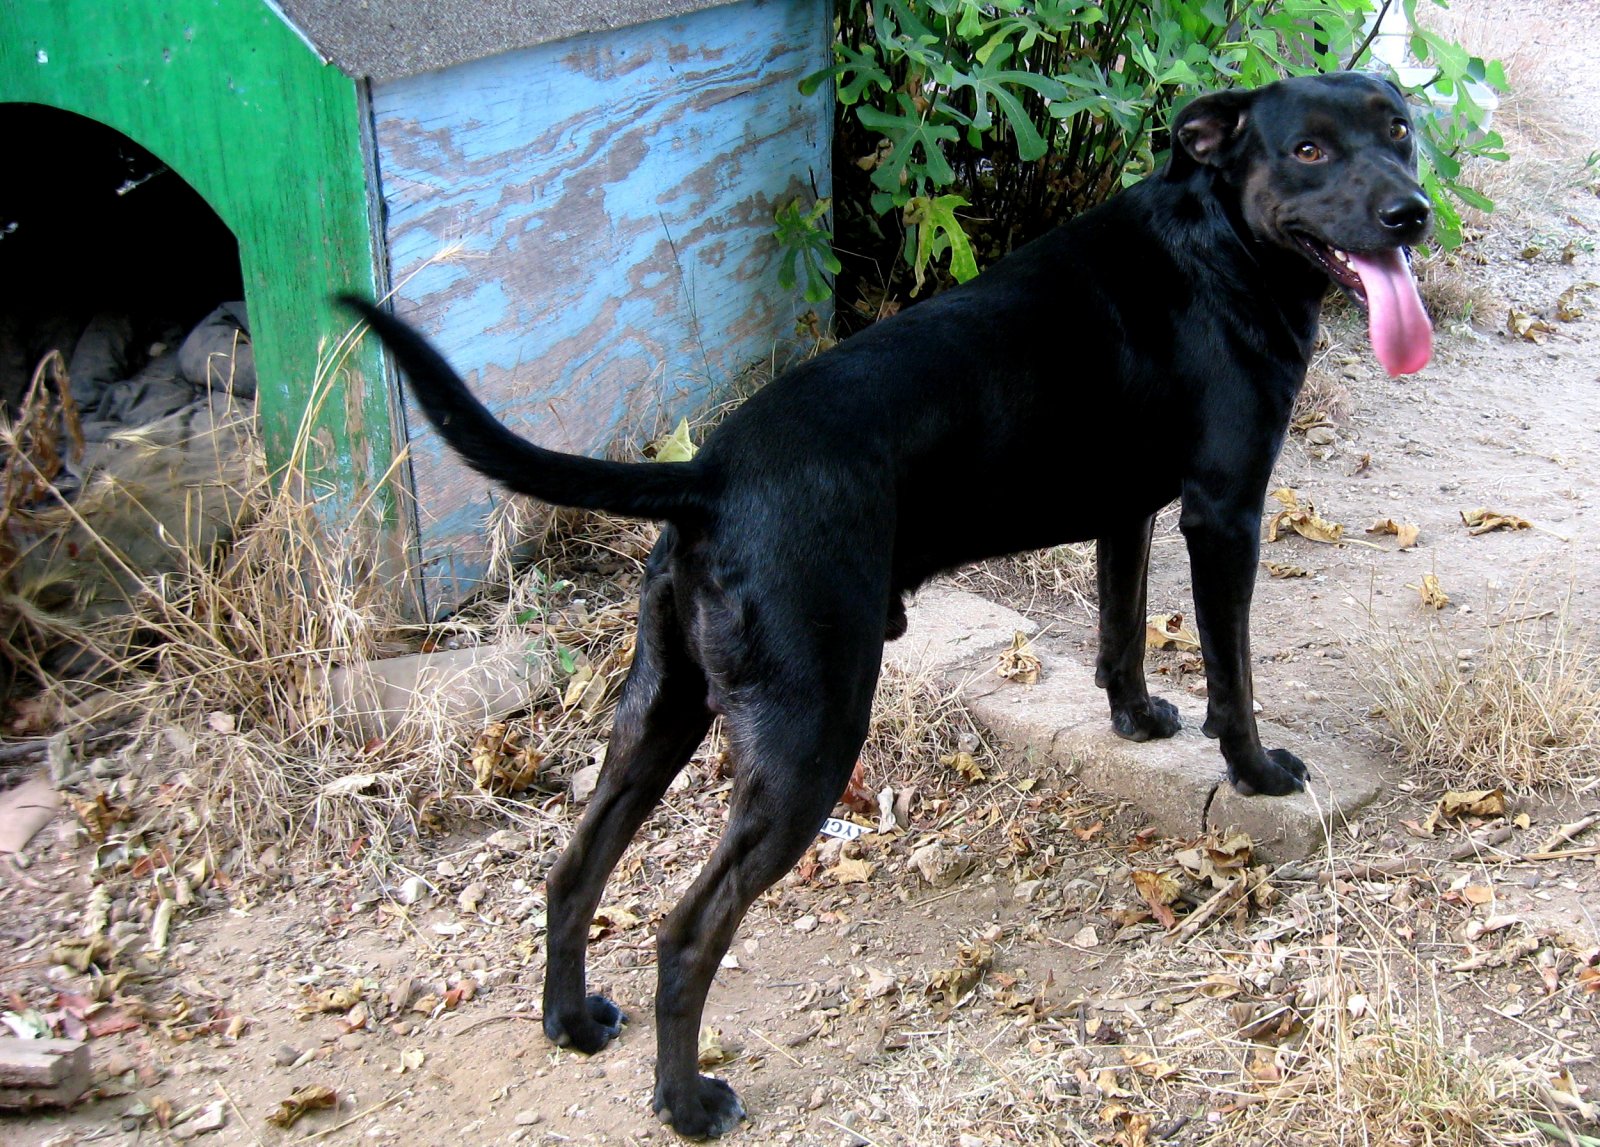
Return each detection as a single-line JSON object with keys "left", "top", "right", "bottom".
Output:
{"left": 1178, "top": 487, "right": 1309, "bottom": 796}
{"left": 1095, "top": 515, "right": 1181, "bottom": 741}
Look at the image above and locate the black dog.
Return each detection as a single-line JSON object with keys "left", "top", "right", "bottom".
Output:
{"left": 344, "top": 71, "right": 1432, "bottom": 1138}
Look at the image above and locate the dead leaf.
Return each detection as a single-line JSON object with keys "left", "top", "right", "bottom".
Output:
{"left": 301, "top": 983, "right": 365, "bottom": 1015}
{"left": 1131, "top": 869, "right": 1182, "bottom": 929}
{"left": 862, "top": 966, "right": 899, "bottom": 999}
{"left": 697, "top": 1025, "right": 740, "bottom": 1067}
{"left": 1460, "top": 507, "right": 1532, "bottom": 534}
{"left": 829, "top": 857, "right": 875, "bottom": 885}
{"left": 266, "top": 1085, "right": 337, "bottom": 1129}
{"left": 1461, "top": 884, "right": 1495, "bottom": 907}
{"left": 1507, "top": 309, "right": 1557, "bottom": 343}
{"left": 648, "top": 417, "right": 697, "bottom": 462}
{"left": 65, "top": 791, "right": 133, "bottom": 842}
{"left": 995, "top": 631, "right": 1040, "bottom": 685}
{"left": 1420, "top": 788, "right": 1506, "bottom": 835}
{"left": 1124, "top": 1048, "right": 1181, "bottom": 1081}
{"left": 50, "top": 937, "right": 114, "bottom": 973}
{"left": 926, "top": 942, "right": 993, "bottom": 1011}
{"left": 942, "top": 751, "right": 986, "bottom": 784}
{"left": 839, "top": 760, "right": 875, "bottom": 815}
{"left": 469, "top": 722, "right": 542, "bottom": 795}
{"left": 1367, "top": 518, "right": 1421, "bottom": 549}
{"left": 1267, "top": 488, "right": 1345, "bottom": 545}
{"left": 1145, "top": 612, "right": 1200, "bottom": 652}
{"left": 589, "top": 905, "right": 642, "bottom": 940}
{"left": 1555, "top": 281, "right": 1597, "bottom": 322}
{"left": 1264, "top": 561, "right": 1309, "bottom": 578}
{"left": 1414, "top": 572, "right": 1449, "bottom": 610}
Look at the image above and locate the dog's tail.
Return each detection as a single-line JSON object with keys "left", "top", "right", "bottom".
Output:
{"left": 342, "top": 297, "right": 711, "bottom": 522}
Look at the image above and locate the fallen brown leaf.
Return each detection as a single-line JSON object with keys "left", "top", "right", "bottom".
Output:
{"left": 1367, "top": 517, "right": 1421, "bottom": 549}
{"left": 1145, "top": 612, "right": 1200, "bottom": 652}
{"left": 1507, "top": 309, "right": 1556, "bottom": 343}
{"left": 1131, "top": 869, "right": 1181, "bottom": 929}
{"left": 995, "top": 631, "right": 1041, "bottom": 685}
{"left": 1460, "top": 507, "right": 1533, "bottom": 535}
{"left": 1267, "top": 488, "right": 1345, "bottom": 545}
{"left": 266, "top": 1085, "right": 337, "bottom": 1129}
{"left": 1414, "top": 572, "right": 1449, "bottom": 610}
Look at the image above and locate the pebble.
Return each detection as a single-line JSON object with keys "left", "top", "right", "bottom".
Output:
{"left": 271, "top": 1043, "right": 301, "bottom": 1067}
{"left": 514, "top": 1109, "right": 544, "bottom": 1126}
{"left": 486, "top": 830, "right": 530, "bottom": 853}
{"left": 793, "top": 914, "right": 819, "bottom": 933}
{"left": 910, "top": 842, "right": 974, "bottom": 889}
{"left": 397, "top": 876, "right": 429, "bottom": 905}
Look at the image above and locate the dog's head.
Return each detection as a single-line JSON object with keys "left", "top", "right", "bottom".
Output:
{"left": 1167, "top": 73, "right": 1433, "bottom": 376}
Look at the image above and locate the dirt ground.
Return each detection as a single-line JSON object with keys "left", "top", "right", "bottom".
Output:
{"left": 5, "top": 2, "right": 1600, "bottom": 1145}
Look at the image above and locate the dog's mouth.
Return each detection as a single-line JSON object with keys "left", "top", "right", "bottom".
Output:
{"left": 1293, "top": 234, "right": 1433, "bottom": 377}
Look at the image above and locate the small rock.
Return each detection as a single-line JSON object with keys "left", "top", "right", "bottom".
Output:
{"left": 458, "top": 882, "right": 489, "bottom": 913}
{"left": 397, "top": 876, "right": 429, "bottom": 905}
{"left": 486, "top": 829, "right": 530, "bottom": 853}
{"left": 1305, "top": 426, "right": 1337, "bottom": 446}
{"left": 338, "top": 1033, "right": 367, "bottom": 1052}
{"left": 816, "top": 838, "right": 846, "bottom": 867}
{"left": 570, "top": 764, "right": 603, "bottom": 803}
{"left": 793, "top": 914, "right": 819, "bottom": 933}
{"left": 911, "top": 843, "right": 974, "bottom": 889}
{"left": 171, "top": 1100, "right": 226, "bottom": 1139}
{"left": 513, "top": 1109, "right": 544, "bottom": 1126}
{"left": 1013, "top": 879, "right": 1043, "bottom": 903}
{"left": 271, "top": 1043, "right": 301, "bottom": 1067}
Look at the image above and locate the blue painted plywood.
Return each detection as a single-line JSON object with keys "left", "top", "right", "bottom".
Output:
{"left": 371, "top": 0, "right": 831, "bottom": 611}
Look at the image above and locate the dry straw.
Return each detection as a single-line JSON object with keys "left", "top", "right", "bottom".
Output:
{"left": 1358, "top": 593, "right": 1600, "bottom": 794}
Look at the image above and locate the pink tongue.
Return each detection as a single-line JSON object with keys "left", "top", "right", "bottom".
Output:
{"left": 1346, "top": 248, "right": 1433, "bottom": 376}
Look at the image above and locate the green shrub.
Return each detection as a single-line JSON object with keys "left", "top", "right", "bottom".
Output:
{"left": 779, "top": 0, "right": 1506, "bottom": 317}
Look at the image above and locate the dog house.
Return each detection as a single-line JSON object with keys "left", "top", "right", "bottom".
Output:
{"left": 0, "top": 0, "right": 831, "bottom": 613}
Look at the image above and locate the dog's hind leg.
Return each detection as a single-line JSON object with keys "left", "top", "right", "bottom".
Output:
{"left": 1095, "top": 515, "right": 1181, "bottom": 741}
{"left": 542, "top": 571, "right": 713, "bottom": 1056}
{"left": 649, "top": 659, "right": 879, "bottom": 1138}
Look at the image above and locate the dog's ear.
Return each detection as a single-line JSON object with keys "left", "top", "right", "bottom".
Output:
{"left": 1165, "top": 89, "right": 1255, "bottom": 179}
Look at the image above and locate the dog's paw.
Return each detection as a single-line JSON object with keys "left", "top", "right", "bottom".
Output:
{"left": 543, "top": 994, "right": 626, "bottom": 1054}
{"left": 655, "top": 1075, "right": 747, "bottom": 1139}
{"left": 1110, "top": 695, "right": 1182, "bottom": 742}
{"left": 1228, "top": 748, "right": 1309, "bottom": 797}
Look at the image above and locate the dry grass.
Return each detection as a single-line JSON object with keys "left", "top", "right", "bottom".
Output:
{"left": 953, "top": 542, "right": 1097, "bottom": 617}
{"left": 1358, "top": 599, "right": 1600, "bottom": 793}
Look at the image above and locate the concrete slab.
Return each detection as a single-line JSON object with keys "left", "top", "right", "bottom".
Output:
{"left": 888, "top": 586, "right": 1384, "bottom": 863}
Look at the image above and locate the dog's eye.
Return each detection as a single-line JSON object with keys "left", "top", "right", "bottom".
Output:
{"left": 1390, "top": 119, "right": 1410, "bottom": 142}
{"left": 1293, "top": 141, "right": 1325, "bottom": 163}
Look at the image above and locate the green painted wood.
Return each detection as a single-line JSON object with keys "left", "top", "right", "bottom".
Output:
{"left": 0, "top": 0, "right": 397, "bottom": 525}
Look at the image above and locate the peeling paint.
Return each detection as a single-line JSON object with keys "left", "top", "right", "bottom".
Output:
{"left": 373, "top": 0, "right": 831, "bottom": 611}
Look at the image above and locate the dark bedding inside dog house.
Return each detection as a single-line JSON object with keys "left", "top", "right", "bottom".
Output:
{"left": 1, "top": 0, "right": 831, "bottom": 617}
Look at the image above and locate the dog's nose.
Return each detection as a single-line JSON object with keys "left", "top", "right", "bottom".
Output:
{"left": 1378, "top": 191, "right": 1431, "bottom": 234}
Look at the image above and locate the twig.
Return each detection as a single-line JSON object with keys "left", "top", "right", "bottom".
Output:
{"left": 1515, "top": 845, "right": 1600, "bottom": 862}
{"left": 302, "top": 1089, "right": 409, "bottom": 1141}
{"left": 1166, "top": 875, "right": 1248, "bottom": 946}
{"left": 1345, "top": 0, "right": 1394, "bottom": 70}
{"left": 1539, "top": 811, "right": 1600, "bottom": 853}
{"left": 213, "top": 1081, "right": 266, "bottom": 1147}
{"left": 1316, "top": 858, "right": 1422, "bottom": 885}
{"left": 451, "top": 1011, "right": 545, "bottom": 1038}
{"left": 1449, "top": 824, "right": 1516, "bottom": 862}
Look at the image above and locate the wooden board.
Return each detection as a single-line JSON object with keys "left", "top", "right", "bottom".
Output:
{"left": 372, "top": 0, "right": 832, "bottom": 611}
